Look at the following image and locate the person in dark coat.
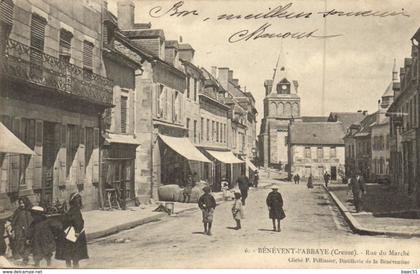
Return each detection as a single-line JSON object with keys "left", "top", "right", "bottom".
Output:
{"left": 307, "top": 174, "right": 314, "bottom": 189}
{"left": 55, "top": 192, "right": 88, "bottom": 268}
{"left": 349, "top": 173, "right": 367, "bottom": 212}
{"left": 27, "top": 206, "right": 55, "bottom": 267}
{"left": 236, "top": 172, "right": 250, "bottom": 205}
{"left": 324, "top": 171, "right": 331, "bottom": 188}
{"left": 198, "top": 186, "right": 216, "bottom": 236}
{"left": 293, "top": 174, "right": 300, "bottom": 184}
{"left": 253, "top": 170, "right": 259, "bottom": 188}
{"left": 10, "top": 196, "right": 32, "bottom": 265}
{"left": 266, "top": 187, "right": 285, "bottom": 232}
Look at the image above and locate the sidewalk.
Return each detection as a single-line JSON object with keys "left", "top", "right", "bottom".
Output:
{"left": 326, "top": 184, "right": 420, "bottom": 237}
{"left": 85, "top": 192, "right": 224, "bottom": 242}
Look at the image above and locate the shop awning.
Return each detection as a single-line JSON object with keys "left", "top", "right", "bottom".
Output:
{"left": 105, "top": 133, "right": 141, "bottom": 145}
{"left": 0, "top": 122, "right": 36, "bottom": 155}
{"left": 206, "top": 150, "right": 244, "bottom": 164}
{"left": 159, "top": 134, "right": 211, "bottom": 163}
{"left": 245, "top": 158, "right": 257, "bottom": 171}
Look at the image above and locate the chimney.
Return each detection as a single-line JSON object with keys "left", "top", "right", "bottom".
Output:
{"left": 363, "top": 110, "right": 368, "bottom": 115}
{"left": 211, "top": 66, "right": 218, "bottom": 78}
{"left": 117, "top": 0, "right": 134, "bottom": 30}
{"left": 228, "top": 70, "right": 233, "bottom": 82}
{"left": 178, "top": 44, "right": 195, "bottom": 63}
{"left": 164, "top": 40, "right": 179, "bottom": 65}
{"left": 232, "top": 78, "right": 239, "bottom": 87}
{"left": 218, "top": 67, "right": 229, "bottom": 90}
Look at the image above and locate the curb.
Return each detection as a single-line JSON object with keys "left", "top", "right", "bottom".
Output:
{"left": 323, "top": 185, "right": 420, "bottom": 238}
{"left": 86, "top": 196, "right": 225, "bottom": 242}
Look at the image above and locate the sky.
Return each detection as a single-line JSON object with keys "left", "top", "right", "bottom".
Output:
{"left": 108, "top": 0, "right": 420, "bottom": 130}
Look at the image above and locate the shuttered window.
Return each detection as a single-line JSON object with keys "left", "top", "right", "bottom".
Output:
{"left": 121, "top": 96, "right": 128, "bottom": 133}
{"left": 83, "top": 40, "right": 93, "bottom": 69}
{"left": 59, "top": 29, "right": 72, "bottom": 62}
{"left": 0, "top": 0, "right": 14, "bottom": 25}
{"left": 30, "top": 14, "right": 46, "bottom": 78}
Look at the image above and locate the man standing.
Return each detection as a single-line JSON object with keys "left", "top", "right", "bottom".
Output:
{"left": 293, "top": 174, "right": 300, "bottom": 184}
{"left": 324, "top": 171, "right": 331, "bottom": 188}
{"left": 349, "top": 173, "right": 367, "bottom": 212}
{"left": 198, "top": 186, "right": 216, "bottom": 235}
{"left": 266, "top": 186, "right": 285, "bottom": 232}
{"left": 236, "top": 171, "right": 250, "bottom": 206}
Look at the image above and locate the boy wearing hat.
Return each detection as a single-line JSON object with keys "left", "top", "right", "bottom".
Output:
{"left": 198, "top": 186, "right": 216, "bottom": 235}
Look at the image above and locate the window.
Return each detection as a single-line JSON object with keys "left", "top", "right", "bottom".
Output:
{"left": 83, "top": 40, "right": 94, "bottom": 79}
{"left": 386, "top": 134, "right": 390, "bottom": 150}
{"left": 157, "top": 85, "right": 164, "bottom": 118}
{"left": 174, "top": 91, "right": 180, "bottom": 122}
{"left": 379, "top": 136, "right": 384, "bottom": 150}
{"left": 317, "top": 147, "right": 323, "bottom": 159}
{"left": 206, "top": 119, "right": 209, "bottom": 141}
{"left": 330, "top": 147, "right": 336, "bottom": 158}
{"left": 304, "top": 147, "right": 311, "bottom": 158}
{"left": 194, "top": 78, "right": 197, "bottom": 101}
{"left": 186, "top": 76, "right": 190, "bottom": 98}
{"left": 59, "top": 29, "right": 73, "bottom": 63}
{"left": 121, "top": 96, "right": 128, "bottom": 133}
{"left": 0, "top": 0, "right": 14, "bottom": 53}
{"left": 224, "top": 124, "right": 227, "bottom": 143}
{"left": 216, "top": 122, "right": 219, "bottom": 142}
{"left": 30, "top": 14, "right": 47, "bottom": 78}
{"left": 186, "top": 118, "right": 190, "bottom": 137}
{"left": 212, "top": 121, "right": 215, "bottom": 141}
{"left": 193, "top": 120, "right": 197, "bottom": 143}
{"left": 201, "top": 118, "right": 204, "bottom": 141}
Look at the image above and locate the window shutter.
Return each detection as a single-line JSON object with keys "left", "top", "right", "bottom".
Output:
{"left": 35, "top": 120, "right": 43, "bottom": 146}
{"left": 30, "top": 14, "right": 46, "bottom": 51}
{"left": 121, "top": 96, "right": 128, "bottom": 133}
{"left": 33, "top": 120, "right": 43, "bottom": 189}
{"left": 58, "top": 124, "right": 66, "bottom": 186}
{"left": 0, "top": 0, "right": 14, "bottom": 25}
{"left": 93, "top": 127, "right": 99, "bottom": 148}
{"left": 83, "top": 40, "right": 94, "bottom": 69}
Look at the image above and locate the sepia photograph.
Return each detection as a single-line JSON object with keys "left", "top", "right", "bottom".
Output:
{"left": 0, "top": 0, "right": 420, "bottom": 270}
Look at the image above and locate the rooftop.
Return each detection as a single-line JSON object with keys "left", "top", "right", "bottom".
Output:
{"left": 289, "top": 122, "right": 345, "bottom": 145}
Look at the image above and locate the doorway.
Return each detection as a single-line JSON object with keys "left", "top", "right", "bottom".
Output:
{"left": 331, "top": 166, "right": 337, "bottom": 181}
{"left": 41, "top": 122, "right": 57, "bottom": 206}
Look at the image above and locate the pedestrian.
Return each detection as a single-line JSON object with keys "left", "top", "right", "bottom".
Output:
{"left": 198, "top": 186, "right": 216, "bottom": 236}
{"left": 55, "top": 192, "right": 88, "bottom": 268}
{"left": 307, "top": 174, "right": 313, "bottom": 189}
{"left": 221, "top": 179, "right": 233, "bottom": 201}
{"left": 0, "top": 220, "right": 15, "bottom": 268}
{"left": 324, "top": 171, "right": 331, "bottom": 188}
{"left": 254, "top": 170, "right": 259, "bottom": 188}
{"left": 295, "top": 174, "right": 300, "bottom": 184}
{"left": 231, "top": 192, "right": 244, "bottom": 230}
{"left": 27, "top": 206, "right": 55, "bottom": 267}
{"left": 349, "top": 173, "right": 367, "bottom": 212}
{"left": 183, "top": 175, "right": 194, "bottom": 203}
{"left": 10, "top": 196, "right": 32, "bottom": 265}
{"left": 266, "top": 186, "right": 286, "bottom": 232}
{"left": 236, "top": 171, "right": 250, "bottom": 206}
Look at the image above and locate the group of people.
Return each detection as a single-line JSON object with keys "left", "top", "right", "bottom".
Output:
{"left": 198, "top": 171, "right": 285, "bottom": 235}
{"left": 1, "top": 192, "right": 88, "bottom": 268}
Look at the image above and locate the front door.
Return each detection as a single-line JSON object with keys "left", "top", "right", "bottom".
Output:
{"left": 41, "top": 122, "right": 56, "bottom": 206}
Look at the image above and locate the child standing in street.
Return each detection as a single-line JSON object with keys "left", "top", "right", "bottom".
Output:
{"left": 231, "top": 192, "right": 244, "bottom": 230}
{"left": 198, "top": 186, "right": 216, "bottom": 236}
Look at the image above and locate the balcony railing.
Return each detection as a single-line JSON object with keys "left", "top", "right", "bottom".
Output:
{"left": 0, "top": 38, "right": 113, "bottom": 106}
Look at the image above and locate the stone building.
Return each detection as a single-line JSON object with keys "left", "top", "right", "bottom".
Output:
{"left": 288, "top": 122, "right": 345, "bottom": 181}
{"left": 0, "top": 0, "right": 113, "bottom": 211}
{"left": 116, "top": 0, "right": 211, "bottom": 199}
{"left": 259, "top": 55, "right": 301, "bottom": 170}
{"left": 387, "top": 28, "right": 420, "bottom": 207}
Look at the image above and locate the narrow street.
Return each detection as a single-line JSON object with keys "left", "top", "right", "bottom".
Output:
{"left": 53, "top": 179, "right": 420, "bottom": 268}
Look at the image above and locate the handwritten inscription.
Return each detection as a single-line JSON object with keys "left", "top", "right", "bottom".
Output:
{"left": 147, "top": 1, "right": 410, "bottom": 43}
{"left": 228, "top": 23, "right": 342, "bottom": 43}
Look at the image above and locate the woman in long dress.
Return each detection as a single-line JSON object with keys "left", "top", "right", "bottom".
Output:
{"left": 266, "top": 187, "right": 285, "bottom": 232}
{"left": 10, "top": 197, "right": 32, "bottom": 265}
{"left": 55, "top": 193, "right": 88, "bottom": 268}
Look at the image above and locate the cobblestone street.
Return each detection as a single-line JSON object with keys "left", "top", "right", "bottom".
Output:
{"left": 47, "top": 179, "right": 420, "bottom": 269}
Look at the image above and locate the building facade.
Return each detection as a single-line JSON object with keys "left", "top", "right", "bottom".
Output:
{"left": 387, "top": 29, "right": 420, "bottom": 207}
{"left": 0, "top": 0, "right": 113, "bottom": 211}
{"left": 288, "top": 122, "right": 345, "bottom": 181}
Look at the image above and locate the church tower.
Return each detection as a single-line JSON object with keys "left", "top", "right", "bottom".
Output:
{"left": 259, "top": 50, "right": 301, "bottom": 169}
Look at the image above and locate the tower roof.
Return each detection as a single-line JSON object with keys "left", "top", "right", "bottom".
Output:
{"left": 270, "top": 46, "right": 298, "bottom": 94}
